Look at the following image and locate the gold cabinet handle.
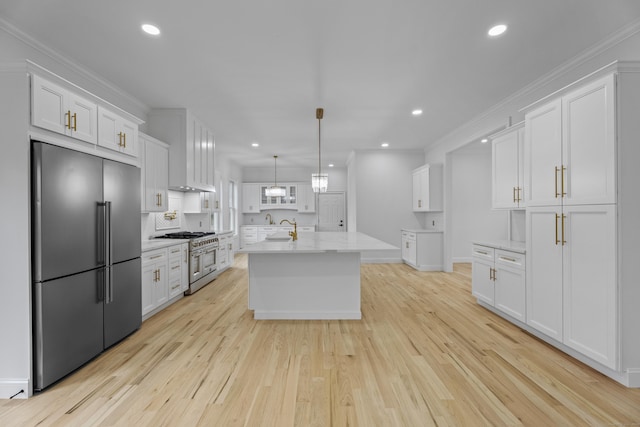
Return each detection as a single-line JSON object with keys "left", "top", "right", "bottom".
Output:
{"left": 555, "top": 213, "right": 560, "bottom": 245}
{"left": 561, "top": 166, "right": 567, "bottom": 197}
{"left": 118, "top": 132, "right": 123, "bottom": 147}
{"left": 555, "top": 166, "right": 560, "bottom": 198}
{"left": 516, "top": 187, "right": 522, "bottom": 203}
{"left": 65, "top": 110, "right": 71, "bottom": 129}
{"left": 499, "top": 256, "right": 517, "bottom": 263}
{"left": 513, "top": 187, "right": 517, "bottom": 203}
{"left": 561, "top": 214, "right": 567, "bottom": 245}
{"left": 150, "top": 254, "right": 163, "bottom": 260}
{"left": 123, "top": 132, "right": 126, "bottom": 148}
{"left": 72, "top": 112, "right": 77, "bottom": 131}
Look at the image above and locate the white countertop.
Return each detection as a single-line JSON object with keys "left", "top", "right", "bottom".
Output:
{"left": 142, "top": 239, "right": 189, "bottom": 252}
{"left": 473, "top": 240, "right": 526, "bottom": 254}
{"left": 239, "top": 232, "right": 398, "bottom": 254}
{"left": 402, "top": 228, "right": 443, "bottom": 233}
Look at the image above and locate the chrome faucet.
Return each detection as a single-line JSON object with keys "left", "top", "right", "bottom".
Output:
{"left": 265, "top": 213, "right": 274, "bottom": 224}
{"left": 280, "top": 219, "right": 297, "bottom": 241}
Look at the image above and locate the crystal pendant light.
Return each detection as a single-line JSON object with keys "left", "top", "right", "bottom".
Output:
{"left": 265, "top": 155, "right": 286, "bottom": 197}
{"left": 312, "top": 107, "right": 328, "bottom": 193}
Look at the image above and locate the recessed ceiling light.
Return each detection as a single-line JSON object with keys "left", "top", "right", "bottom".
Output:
{"left": 251, "top": 142, "right": 260, "bottom": 147}
{"left": 141, "top": 24, "right": 161, "bottom": 36}
{"left": 488, "top": 24, "right": 507, "bottom": 37}
{"left": 381, "top": 143, "right": 389, "bottom": 148}
{"left": 481, "top": 138, "right": 488, "bottom": 144}
{"left": 411, "top": 109, "right": 423, "bottom": 116}
{"left": 328, "top": 164, "right": 334, "bottom": 168}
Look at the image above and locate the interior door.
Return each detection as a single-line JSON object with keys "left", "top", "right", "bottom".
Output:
{"left": 318, "top": 192, "right": 346, "bottom": 231}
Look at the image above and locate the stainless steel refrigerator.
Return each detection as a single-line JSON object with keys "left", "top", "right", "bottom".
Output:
{"left": 32, "top": 141, "right": 141, "bottom": 391}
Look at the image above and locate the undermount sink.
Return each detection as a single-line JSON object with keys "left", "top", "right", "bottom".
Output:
{"left": 265, "top": 232, "right": 292, "bottom": 241}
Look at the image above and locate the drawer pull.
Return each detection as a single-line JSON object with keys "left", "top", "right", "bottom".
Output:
{"left": 172, "top": 265, "right": 180, "bottom": 270}
{"left": 149, "top": 254, "right": 163, "bottom": 260}
{"left": 499, "top": 256, "right": 517, "bottom": 263}
{"left": 475, "top": 250, "right": 489, "bottom": 255}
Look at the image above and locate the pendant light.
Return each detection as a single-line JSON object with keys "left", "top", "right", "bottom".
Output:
{"left": 265, "top": 155, "right": 286, "bottom": 197}
{"left": 311, "top": 107, "right": 328, "bottom": 193}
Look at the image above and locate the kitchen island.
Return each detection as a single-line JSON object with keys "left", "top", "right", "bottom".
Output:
{"left": 239, "top": 232, "right": 397, "bottom": 320}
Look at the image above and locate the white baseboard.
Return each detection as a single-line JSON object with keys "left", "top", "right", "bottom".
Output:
{"left": 0, "top": 379, "right": 29, "bottom": 399}
{"left": 361, "top": 257, "right": 403, "bottom": 264}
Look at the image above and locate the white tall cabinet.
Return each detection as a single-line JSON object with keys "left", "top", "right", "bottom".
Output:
{"left": 523, "top": 62, "right": 640, "bottom": 384}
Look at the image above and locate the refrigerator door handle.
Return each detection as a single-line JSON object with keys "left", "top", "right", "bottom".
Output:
{"left": 97, "top": 267, "right": 105, "bottom": 302}
{"left": 105, "top": 201, "right": 112, "bottom": 267}
{"left": 97, "top": 202, "right": 106, "bottom": 265}
{"left": 105, "top": 266, "right": 112, "bottom": 304}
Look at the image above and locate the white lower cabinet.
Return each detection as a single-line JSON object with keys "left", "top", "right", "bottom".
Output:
{"left": 142, "top": 249, "right": 168, "bottom": 317}
{"left": 142, "top": 242, "right": 189, "bottom": 319}
{"left": 401, "top": 230, "right": 443, "bottom": 271}
{"left": 168, "top": 244, "right": 185, "bottom": 299}
{"left": 526, "top": 205, "right": 617, "bottom": 369}
{"left": 472, "top": 244, "right": 526, "bottom": 322}
{"left": 240, "top": 226, "right": 258, "bottom": 248}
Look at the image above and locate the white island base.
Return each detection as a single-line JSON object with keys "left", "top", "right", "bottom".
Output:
{"left": 242, "top": 232, "right": 397, "bottom": 320}
{"left": 248, "top": 251, "right": 361, "bottom": 320}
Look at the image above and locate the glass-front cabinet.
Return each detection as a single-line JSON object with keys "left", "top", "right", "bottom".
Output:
{"left": 259, "top": 184, "right": 297, "bottom": 210}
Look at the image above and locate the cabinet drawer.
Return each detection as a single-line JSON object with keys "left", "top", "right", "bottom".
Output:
{"left": 168, "top": 245, "right": 182, "bottom": 258}
{"left": 402, "top": 232, "right": 416, "bottom": 241}
{"left": 495, "top": 250, "right": 525, "bottom": 270}
{"left": 472, "top": 245, "right": 494, "bottom": 261}
{"left": 168, "top": 258, "right": 182, "bottom": 277}
{"left": 142, "top": 248, "right": 166, "bottom": 264}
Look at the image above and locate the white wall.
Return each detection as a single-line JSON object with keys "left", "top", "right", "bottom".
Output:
{"left": 450, "top": 147, "right": 507, "bottom": 262}
{"left": 351, "top": 150, "right": 426, "bottom": 258}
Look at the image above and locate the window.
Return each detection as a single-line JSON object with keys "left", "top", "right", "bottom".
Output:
{"left": 229, "top": 180, "right": 237, "bottom": 234}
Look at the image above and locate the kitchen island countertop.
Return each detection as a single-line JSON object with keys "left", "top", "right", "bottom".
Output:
{"left": 239, "top": 231, "right": 397, "bottom": 254}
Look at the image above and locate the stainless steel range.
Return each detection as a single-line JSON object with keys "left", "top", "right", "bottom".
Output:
{"left": 157, "top": 232, "right": 218, "bottom": 294}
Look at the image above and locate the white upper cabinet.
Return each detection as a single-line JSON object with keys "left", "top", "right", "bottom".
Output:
{"left": 242, "top": 183, "right": 261, "bottom": 213}
{"left": 412, "top": 164, "right": 443, "bottom": 212}
{"left": 491, "top": 123, "right": 525, "bottom": 209}
{"left": 147, "top": 108, "right": 215, "bottom": 192}
{"left": 97, "top": 106, "right": 138, "bottom": 157}
{"left": 32, "top": 74, "right": 98, "bottom": 144}
{"left": 140, "top": 132, "right": 169, "bottom": 212}
{"left": 260, "top": 184, "right": 297, "bottom": 210}
{"left": 561, "top": 75, "right": 616, "bottom": 206}
{"left": 525, "top": 74, "right": 615, "bottom": 207}
{"left": 297, "top": 183, "right": 316, "bottom": 213}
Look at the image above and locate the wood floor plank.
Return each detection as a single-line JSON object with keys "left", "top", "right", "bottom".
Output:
{"left": 2, "top": 255, "right": 640, "bottom": 426}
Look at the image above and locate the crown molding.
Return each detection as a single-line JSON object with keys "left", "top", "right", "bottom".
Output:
{"left": 0, "top": 16, "right": 149, "bottom": 114}
{"left": 430, "top": 16, "right": 640, "bottom": 153}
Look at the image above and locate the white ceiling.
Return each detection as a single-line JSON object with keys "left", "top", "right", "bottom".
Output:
{"left": 2, "top": 1, "right": 640, "bottom": 168}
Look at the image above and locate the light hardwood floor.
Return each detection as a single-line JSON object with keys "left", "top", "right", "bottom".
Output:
{"left": 2, "top": 255, "right": 640, "bottom": 426}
